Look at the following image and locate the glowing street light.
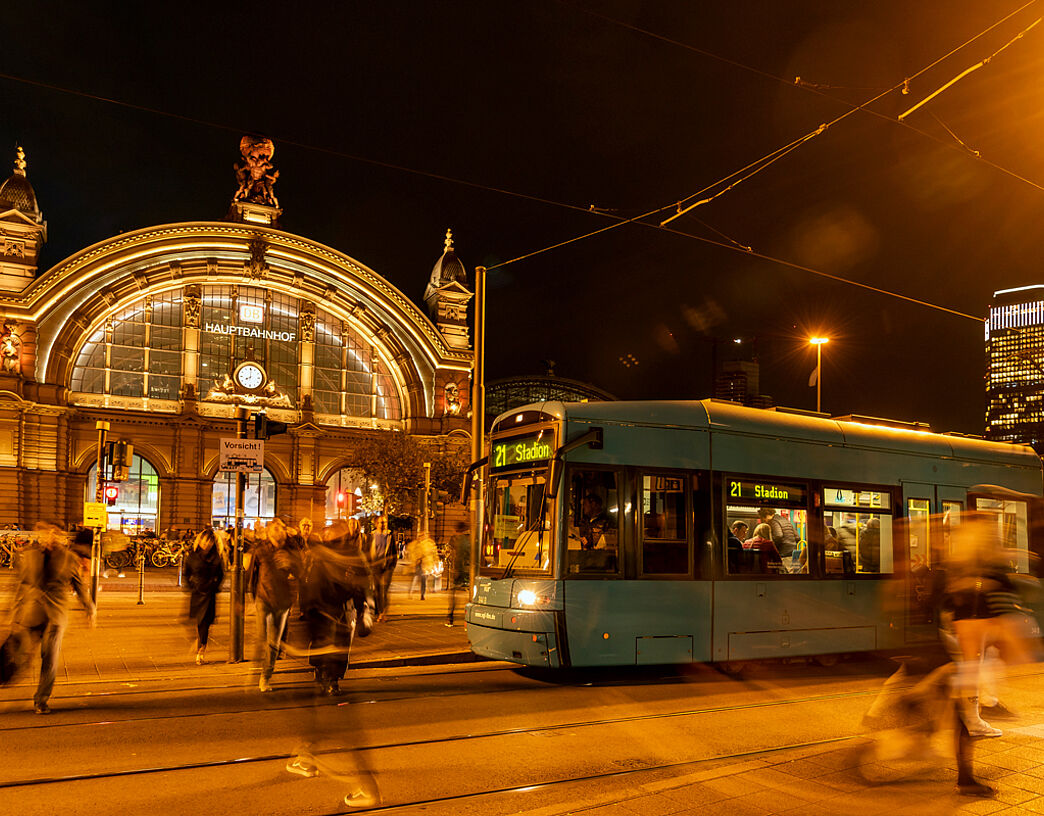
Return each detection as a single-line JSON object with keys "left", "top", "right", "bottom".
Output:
{"left": 809, "top": 337, "right": 829, "bottom": 413}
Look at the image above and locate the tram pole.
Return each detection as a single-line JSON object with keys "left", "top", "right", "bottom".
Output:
{"left": 91, "top": 420, "right": 110, "bottom": 606}
{"left": 229, "top": 405, "right": 248, "bottom": 663}
{"left": 469, "top": 266, "right": 486, "bottom": 591}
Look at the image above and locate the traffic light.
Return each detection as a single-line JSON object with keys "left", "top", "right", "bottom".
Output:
{"left": 111, "top": 440, "right": 133, "bottom": 482}
{"left": 104, "top": 485, "right": 119, "bottom": 506}
{"left": 253, "top": 412, "right": 288, "bottom": 440}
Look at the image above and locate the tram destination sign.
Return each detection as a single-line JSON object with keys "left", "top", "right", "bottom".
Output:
{"left": 727, "top": 478, "right": 807, "bottom": 506}
{"left": 491, "top": 432, "right": 554, "bottom": 471}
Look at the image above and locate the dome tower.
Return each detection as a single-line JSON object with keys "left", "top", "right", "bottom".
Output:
{"left": 0, "top": 146, "right": 47, "bottom": 292}
{"left": 423, "top": 229, "right": 472, "bottom": 350}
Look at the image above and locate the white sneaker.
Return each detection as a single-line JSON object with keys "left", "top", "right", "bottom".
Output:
{"left": 286, "top": 758, "right": 318, "bottom": 778}
{"left": 259, "top": 677, "right": 272, "bottom": 693}
{"left": 968, "top": 723, "right": 1003, "bottom": 738}
{"left": 344, "top": 789, "right": 380, "bottom": 808}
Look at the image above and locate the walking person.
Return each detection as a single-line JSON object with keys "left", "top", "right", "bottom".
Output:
{"left": 445, "top": 521, "right": 470, "bottom": 627}
{"left": 299, "top": 518, "right": 371, "bottom": 696}
{"left": 369, "top": 516, "right": 396, "bottom": 621}
{"left": 182, "top": 528, "right": 226, "bottom": 665}
{"left": 248, "top": 517, "right": 297, "bottom": 692}
{"left": 10, "top": 522, "right": 95, "bottom": 713}
{"left": 406, "top": 533, "right": 438, "bottom": 600}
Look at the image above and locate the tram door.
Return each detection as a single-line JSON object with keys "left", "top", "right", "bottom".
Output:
{"left": 902, "top": 482, "right": 937, "bottom": 634}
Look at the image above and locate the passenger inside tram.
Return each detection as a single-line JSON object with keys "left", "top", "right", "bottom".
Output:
{"left": 726, "top": 505, "right": 807, "bottom": 574}
{"left": 567, "top": 471, "right": 619, "bottom": 574}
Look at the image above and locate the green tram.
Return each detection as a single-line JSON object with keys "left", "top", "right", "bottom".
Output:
{"left": 464, "top": 400, "right": 1044, "bottom": 668}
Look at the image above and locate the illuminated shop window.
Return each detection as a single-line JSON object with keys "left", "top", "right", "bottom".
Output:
{"left": 86, "top": 454, "right": 160, "bottom": 533}
{"left": 211, "top": 467, "right": 277, "bottom": 529}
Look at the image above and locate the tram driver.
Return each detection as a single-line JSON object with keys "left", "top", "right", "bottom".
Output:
{"left": 579, "top": 494, "right": 611, "bottom": 550}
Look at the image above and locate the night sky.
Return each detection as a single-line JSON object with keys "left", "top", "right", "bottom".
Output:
{"left": 4, "top": 1, "right": 1044, "bottom": 434}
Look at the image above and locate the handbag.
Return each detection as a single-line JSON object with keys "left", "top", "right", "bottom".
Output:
{"left": 355, "top": 594, "right": 377, "bottom": 638}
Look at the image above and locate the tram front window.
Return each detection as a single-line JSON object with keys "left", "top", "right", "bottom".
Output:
{"left": 482, "top": 473, "right": 553, "bottom": 574}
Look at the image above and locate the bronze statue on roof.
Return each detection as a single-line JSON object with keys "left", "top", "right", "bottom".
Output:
{"left": 233, "top": 136, "right": 280, "bottom": 207}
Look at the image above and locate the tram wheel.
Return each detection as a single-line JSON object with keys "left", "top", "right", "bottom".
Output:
{"left": 720, "top": 661, "right": 747, "bottom": 675}
{"left": 815, "top": 654, "right": 840, "bottom": 667}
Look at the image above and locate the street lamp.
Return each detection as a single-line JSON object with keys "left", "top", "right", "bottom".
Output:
{"left": 809, "top": 337, "right": 829, "bottom": 413}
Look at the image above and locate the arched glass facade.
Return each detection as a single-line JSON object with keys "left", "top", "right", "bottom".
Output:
{"left": 69, "top": 284, "right": 402, "bottom": 421}
{"left": 212, "top": 467, "right": 277, "bottom": 529}
{"left": 86, "top": 454, "right": 160, "bottom": 533}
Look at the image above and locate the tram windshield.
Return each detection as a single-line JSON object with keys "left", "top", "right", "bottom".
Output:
{"left": 481, "top": 469, "right": 553, "bottom": 575}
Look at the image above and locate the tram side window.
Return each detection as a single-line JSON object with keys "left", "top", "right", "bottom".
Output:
{"left": 823, "top": 487, "right": 893, "bottom": 575}
{"left": 942, "top": 500, "right": 962, "bottom": 558}
{"left": 567, "top": 470, "right": 619, "bottom": 575}
{"left": 907, "top": 498, "right": 931, "bottom": 571}
{"left": 641, "top": 474, "right": 689, "bottom": 575}
{"left": 724, "top": 477, "right": 809, "bottom": 576}
{"left": 975, "top": 498, "right": 1031, "bottom": 573}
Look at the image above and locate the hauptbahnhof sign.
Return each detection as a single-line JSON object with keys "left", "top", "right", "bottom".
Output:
{"left": 204, "top": 322, "right": 296, "bottom": 342}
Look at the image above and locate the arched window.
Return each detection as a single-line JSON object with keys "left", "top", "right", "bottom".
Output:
{"left": 86, "top": 454, "right": 160, "bottom": 533}
{"left": 312, "top": 309, "right": 402, "bottom": 421}
{"left": 71, "top": 292, "right": 183, "bottom": 400}
{"left": 212, "top": 467, "right": 277, "bottom": 529}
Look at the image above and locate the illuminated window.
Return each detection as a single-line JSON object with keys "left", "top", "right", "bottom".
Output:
{"left": 86, "top": 454, "right": 160, "bottom": 533}
{"left": 212, "top": 467, "right": 277, "bottom": 528}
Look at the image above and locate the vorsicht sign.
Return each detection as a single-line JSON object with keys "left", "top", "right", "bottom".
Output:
{"left": 219, "top": 438, "right": 264, "bottom": 473}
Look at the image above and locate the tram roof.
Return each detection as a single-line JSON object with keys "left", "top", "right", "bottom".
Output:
{"left": 494, "top": 399, "right": 1039, "bottom": 468}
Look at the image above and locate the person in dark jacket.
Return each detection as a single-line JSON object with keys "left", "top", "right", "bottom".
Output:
{"left": 369, "top": 515, "right": 396, "bottom": 621}
{"left": 758, "top": 507, "right": 798, "bottom": 560}
{"left": 183, "top": 528, "right": 226, "bottom": 665}
{"left": 248, "top": 518, "right": 297, "bottom": 692}
{"left": 10, "top": 523, "right": 95, "bottom": 713}
{"left": 299, "top": 518, "right": 370, "bottom": 695}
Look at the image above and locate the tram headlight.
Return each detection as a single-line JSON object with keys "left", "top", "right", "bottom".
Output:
{"left": 516, "top": 589, "right": 538, "bottom": 607}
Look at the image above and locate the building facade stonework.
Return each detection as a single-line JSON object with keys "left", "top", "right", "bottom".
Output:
{"left": 0, "top": 143, "right": 473, "bottom": 532}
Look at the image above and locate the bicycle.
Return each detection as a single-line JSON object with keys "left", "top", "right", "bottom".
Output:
{"left": 150, "top": 539, "right": 185, "bottom": 568}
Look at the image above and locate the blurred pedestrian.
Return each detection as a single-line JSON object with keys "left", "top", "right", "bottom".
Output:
{"left": 9, "top": 522, "right": 96, "bottom": 713}
{"left": 287, "top": 517, "right": 380, "bottom": 806}
{"left": 445, "top": 521, "right": 470, "bottom": 626}
{"left": 248, "top": 517, "right": 297, "bottom": 692}
{"left": 299, "top": 518, "right": 371, "bottom": 696}
{"left": 183, "top": 528, "right": 226, "bottom": 665}
{"left": 369, "top": 516, "right": 396, "bottom": 621}
{"left": 940, "top": 514, "right": 1040, "bottom": 795}
{"left": 406, "top": 534, "right": 438, "bottom": 600}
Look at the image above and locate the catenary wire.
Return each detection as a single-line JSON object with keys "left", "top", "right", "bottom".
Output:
{"left": 0, "top": 0, "right": 1033, "bottom": 326}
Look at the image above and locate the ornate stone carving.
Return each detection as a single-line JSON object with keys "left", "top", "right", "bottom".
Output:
{"left": 246, "top": 235, "right": 268, "bottom": 279}
{"left": 443, "top": 381, "right": 462, "bottom": 416}
{"left": 184, "top": 286, "right": 202, "bottom": 328}
{"left": 299, "top": 306, "right": 316, "bottom": 343}
{"left": 233, "top": 136, "right": 279, "bottom": 207}
{"left": 0, "top": 322, "right": 20, "bottom": 374}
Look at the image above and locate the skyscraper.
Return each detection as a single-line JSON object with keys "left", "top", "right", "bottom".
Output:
{"left": 985, "top": 285, "right": 1044, "bottom": 449}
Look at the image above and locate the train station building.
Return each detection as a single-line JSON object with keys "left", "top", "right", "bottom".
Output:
{"left": 0, "top": 139, "right": 474, "bottom": 534}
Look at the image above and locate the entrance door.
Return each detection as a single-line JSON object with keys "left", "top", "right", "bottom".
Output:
{"left": 902, "top": 482, "right": 935, "bottom": 636}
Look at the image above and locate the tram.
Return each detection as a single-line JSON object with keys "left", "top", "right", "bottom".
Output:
{"left": 464, "top": 400, "right": 1044, "bottom": 668}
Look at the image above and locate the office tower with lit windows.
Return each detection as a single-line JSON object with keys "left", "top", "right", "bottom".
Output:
{"left": 985, "top": 285, "right": 1044, "bottom": 449}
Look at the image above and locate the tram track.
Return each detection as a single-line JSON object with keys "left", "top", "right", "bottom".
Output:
{"left": 5, "top": 662, "right": 1042, "bottom": 736}
{"left": 0, "top": 680, "right": 906, "bottom": 790}
{"left": 305, "top": 733, "right": 860, "bottom": 815}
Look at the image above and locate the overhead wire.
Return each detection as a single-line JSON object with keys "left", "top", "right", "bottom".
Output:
{"left": 0, "top": 2, "right": 1039, "bottom": 323}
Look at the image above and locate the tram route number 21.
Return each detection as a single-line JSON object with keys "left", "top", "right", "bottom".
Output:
{"left": 729, "top": 479, "right": 803, "bottom": 503}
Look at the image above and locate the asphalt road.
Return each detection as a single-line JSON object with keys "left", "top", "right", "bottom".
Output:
{"left": 4, "top": 657, "right": 1044, "bottom": 816}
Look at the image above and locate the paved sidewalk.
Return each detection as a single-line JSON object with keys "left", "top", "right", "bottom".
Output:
{"left": 0, "top": 564, "right": 475, "bottom": 696}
